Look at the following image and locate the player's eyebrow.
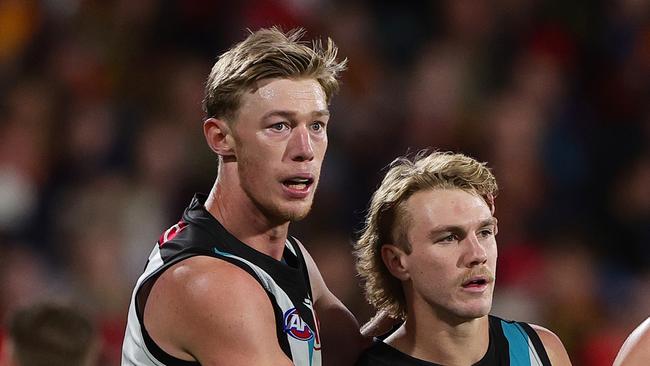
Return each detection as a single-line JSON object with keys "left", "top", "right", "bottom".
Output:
{"left": 261, "top": 109, "right": 330, "bottom": 120}
{"left": 478, "top": 217, "right": 498, "bottom": 228}
{"left": 426, "top": 217, "right": 497, "bottom": 241}
{"left": 312, "top": 109, "right": 330, "bottom": 117}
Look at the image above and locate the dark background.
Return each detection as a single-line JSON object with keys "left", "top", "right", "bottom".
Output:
{"left": 0, "top": 1, "right": 648, "bottom": 364}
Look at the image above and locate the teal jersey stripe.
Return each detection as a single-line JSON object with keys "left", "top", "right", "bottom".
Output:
{"left": 308, "top": 337, "right": 314, "bottom": 366}
{"left": 501, "top": 320, "right": 531, "bottom": 365}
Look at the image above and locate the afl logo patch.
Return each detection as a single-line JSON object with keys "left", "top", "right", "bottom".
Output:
{"left": 283, "top": 308, "right": 314, "bottom": 341}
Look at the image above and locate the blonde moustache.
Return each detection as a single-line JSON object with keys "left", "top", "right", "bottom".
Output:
{"left": 459, "top": 268, "right": 495, "bottom": 286}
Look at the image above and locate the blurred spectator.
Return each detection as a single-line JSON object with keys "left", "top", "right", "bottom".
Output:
{"left": 0, "top": 1, "right": 648, "bottom": 364}
{"left": 0, "top": 302, "right": 99, "bottom": 366}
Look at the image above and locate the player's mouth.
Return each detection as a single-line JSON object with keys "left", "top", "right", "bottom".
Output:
{"left": 281, "top": 176, "right": 315, "bottom": 198}
{"left": 461, "top": 276, "right": 490, "bottom": 292}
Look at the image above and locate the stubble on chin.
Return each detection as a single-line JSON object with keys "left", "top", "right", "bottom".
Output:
{"left": 275, "top": 185, "right": 319, "bottom": 222}
{"left": 252, "top": 195, "right": 314, "bottom": 223}
{"left": 278, "top": 201, "right": 313, "bottom": 222}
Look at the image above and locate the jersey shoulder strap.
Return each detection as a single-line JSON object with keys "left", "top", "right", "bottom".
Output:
{"left": 492, "top": 315, "right": 552, "bottom": 366}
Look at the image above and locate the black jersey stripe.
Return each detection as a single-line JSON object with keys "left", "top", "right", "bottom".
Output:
{"left": 519, "top": 322, "right": 552, "bottom": 366}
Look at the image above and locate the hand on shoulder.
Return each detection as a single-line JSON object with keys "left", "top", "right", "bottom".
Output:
{"left": 360, "top": 310, "right": 401, "bottom": 340}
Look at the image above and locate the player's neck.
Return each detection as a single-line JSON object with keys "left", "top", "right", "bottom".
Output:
{"left": 205, "top": 178, "right": 289, "bottom": 260}
{"left": 386, "top": 312, "right": 489, "bottom": 365}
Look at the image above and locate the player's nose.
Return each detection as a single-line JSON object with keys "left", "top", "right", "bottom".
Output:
{"left": 288, "top": 125, "right": 314, "bottom": 162}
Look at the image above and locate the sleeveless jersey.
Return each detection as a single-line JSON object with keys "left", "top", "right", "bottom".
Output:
{"left": 355, "top": 315, "right": 551, "bottom": 366}
{"left": 122, "top": 194, "right": 321, "bottom": 366}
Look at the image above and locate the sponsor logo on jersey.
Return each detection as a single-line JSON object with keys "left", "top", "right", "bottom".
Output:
{"left": 283, "top": 307, "right": 314, "bottom": 341}
{"left": 157, "top": 220, "right": 188, "bottom": 246}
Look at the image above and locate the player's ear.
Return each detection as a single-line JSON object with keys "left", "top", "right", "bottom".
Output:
{"left": 204, "top": 117, "right": 236, "bottom": 157}
{"left": 381, "top": 244, "right": 410, "bottom": 281}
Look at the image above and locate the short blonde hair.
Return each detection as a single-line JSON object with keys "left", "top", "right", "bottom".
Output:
{"left": 203, "top": 27, "right": 347, "bottom": 120}
{"left": 354, "top": 151, "right": 498, "bottom": 319}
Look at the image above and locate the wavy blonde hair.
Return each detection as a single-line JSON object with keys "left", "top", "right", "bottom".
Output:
{"left": 203, "top": 27, "right": 347, "bottom": 120}
{"left": 354, "top": 151, "right": 498, "bottom": 319}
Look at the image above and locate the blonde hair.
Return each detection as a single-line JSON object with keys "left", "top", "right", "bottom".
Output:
{"left": 203, "top": 27, "right": 347, "bottom": 120}
{"left": 354, "top": 151, "right": 498, "bottom": 319}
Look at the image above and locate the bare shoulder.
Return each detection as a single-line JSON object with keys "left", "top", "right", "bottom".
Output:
{"left": 530, "top": 324, "right": 573, "bottom": 366}
{"left": 145, "top": 256, "right": 292, "bottom": 365}
{"left": 614, "top": 317, "right": 650, "bottom": 366}
{"left": 150, "top": 256, "right": 270, "bottom": 316}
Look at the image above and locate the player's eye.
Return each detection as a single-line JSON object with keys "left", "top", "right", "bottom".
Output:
{"left": 437, "top": 234, "right": 458, "bottom": 243}
{"left": 478, "top": 225, "right": 497, "bottom": 238}
{"left": 478, "top": 229, "right": 493, "bottom": 238}
{"left": 310, "top": 122, "right": 326, "bottom": 132}
{"left": 269, "top": 122, "right": 289, "bottom": 132}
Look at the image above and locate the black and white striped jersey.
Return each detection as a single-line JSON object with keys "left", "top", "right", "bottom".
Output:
{"left": 122, "top": 194, "right": 321, "bottom": 366}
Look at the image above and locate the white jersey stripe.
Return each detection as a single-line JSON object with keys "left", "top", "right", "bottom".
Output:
{"left": 122, "top": 246, "right": 168, "bottom": 366}
{"left": 528, "top": 336, "right": 544, "bottom": 366}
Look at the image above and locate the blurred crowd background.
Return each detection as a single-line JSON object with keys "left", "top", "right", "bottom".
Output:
{"left": 0, "top": 0, "right": 648, "bottom": 365}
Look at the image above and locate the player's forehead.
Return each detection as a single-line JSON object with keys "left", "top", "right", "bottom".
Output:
{"left": 405, "top": 188, "right": 493, "bottom": 230}
{"left": 239, "top": 78, "right": 328, "bottom": 114}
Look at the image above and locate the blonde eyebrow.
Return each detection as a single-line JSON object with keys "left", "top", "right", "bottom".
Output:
{"left": 426, "top": 217, "right": 497, "bottom": 241}
{"left": 261, "top": 109, "right": 329, "bottom": 120}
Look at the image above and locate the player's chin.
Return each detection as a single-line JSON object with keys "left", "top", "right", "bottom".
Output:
{"left": 467, "top": 303, "right": 492, "bottom": 319}
{"left": 455, "top": 307, "right": 491, "bottom": 320}
{"left": 455, "top": 299, "right": 493, "bottom": 319}
{"left": 278, "top": 201, "right": 314, "bottom": 222}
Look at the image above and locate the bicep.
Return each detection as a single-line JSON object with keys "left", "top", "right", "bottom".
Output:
{"left": 145, "top": 257, "right": 293, "bottom": 366}
{"left": 530, "top": 324, "right": 572, "bottom": 366}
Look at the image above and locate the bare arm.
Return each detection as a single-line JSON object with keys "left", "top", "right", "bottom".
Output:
{"left": 296, "top": 241, "right": 367, "bottom": 366}
{"left": 530, "top": 324, "right": 572, "bottom": 366}
{"left": 144, "top": 256, "right": 293, "bottom": 366}
{"left": 613, "top": 317, "right": 650, "bottom": 366}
